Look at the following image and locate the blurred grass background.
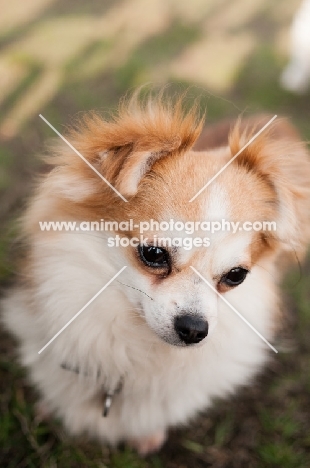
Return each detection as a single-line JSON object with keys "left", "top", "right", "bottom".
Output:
{"left": 1, "top": 0, "right": 310, "bottom": 467}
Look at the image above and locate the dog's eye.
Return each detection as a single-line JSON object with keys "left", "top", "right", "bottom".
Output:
{"left": 138, "top": 245, "right": 169, "bottom": 268}
{"left": 221, "top": 267, "right": 248, "bottom": 287}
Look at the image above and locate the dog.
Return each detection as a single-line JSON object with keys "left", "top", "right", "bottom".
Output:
{"left": 2, "top": 92, "right": 310, "bottom": 455}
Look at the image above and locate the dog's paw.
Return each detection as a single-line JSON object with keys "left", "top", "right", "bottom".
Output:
{"left": 129, "top": 430, "right": 166, "bottom": 455}
{"left": 34, "top": 400, "right": 52, "bottom": 422}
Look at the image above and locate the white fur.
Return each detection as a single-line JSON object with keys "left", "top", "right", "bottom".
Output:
{"left": 280, "top": 0, "right": 310, "bottom": 93}
{"left": 2, "top": 227, "right": 277, "bottom": 445}
{"left": 205, "top": 182, "right": 229, "bottom": 221}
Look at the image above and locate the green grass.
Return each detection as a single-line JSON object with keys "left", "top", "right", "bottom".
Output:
{"left": 0, "top": 62, "right": 41, "bottom": 124}
{"left": 258, "top": 443, "right": 305, "bottom": 468}
{"left": 114, "top": 22, "right": 201, "bottom": 89}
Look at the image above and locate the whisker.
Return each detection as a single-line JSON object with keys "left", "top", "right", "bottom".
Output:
{"left": 116, "top": 281, "right": 154, "bottom": 301}
{"left": 252, "top": 262, "right": 276, "bottom": 280}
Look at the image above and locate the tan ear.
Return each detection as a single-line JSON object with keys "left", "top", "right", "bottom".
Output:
{"left": 230, "top": 117, "right": 310, "bottom": 254}
{"left": 99, "top": 148, "right": 169, "bottom": 197}
{"left": 94, "top": 147, "right": 169, "bottom": 197}
{"left": 115, "top": 150, "right": 168, "bottom": 196}
{"left": 65, "top": 92, "right": 203, "bottom": 199}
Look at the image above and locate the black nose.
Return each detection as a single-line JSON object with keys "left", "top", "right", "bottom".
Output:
{"left": 174, "top": 315, "right": 208, "bottom": 345}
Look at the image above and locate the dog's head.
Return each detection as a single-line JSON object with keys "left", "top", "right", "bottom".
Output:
{"left": 39, "top": 93, "right": 310, "bottom": 347}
